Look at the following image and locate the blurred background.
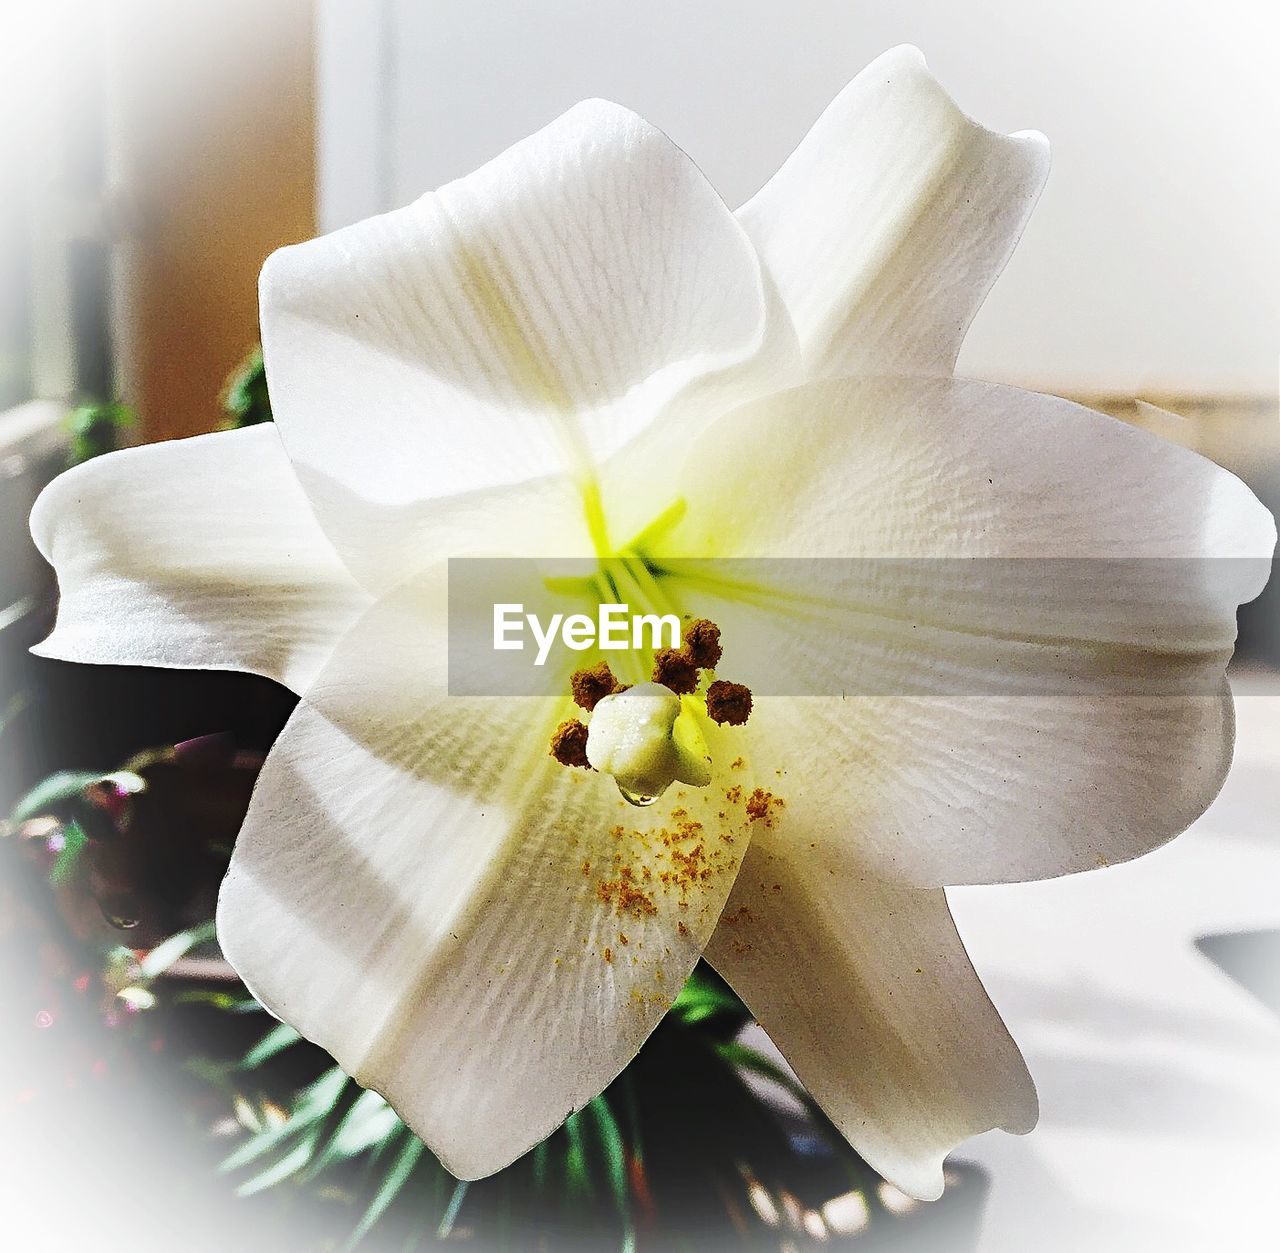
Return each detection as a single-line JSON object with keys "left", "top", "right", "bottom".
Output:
{"left": 1, "top": 2, "right": 1276, "bottom": 1250}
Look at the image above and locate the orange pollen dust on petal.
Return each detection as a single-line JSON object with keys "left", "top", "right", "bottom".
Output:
{"left": 744, "top": 787, "right": 784, "bottom": 828}
{"left": 589, "top": 788, "right": 772, "bottom": 926}
{"left": 574, "top": 775, "right": 786, "bottom": 987}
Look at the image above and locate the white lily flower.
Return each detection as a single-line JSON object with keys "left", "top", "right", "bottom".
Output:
{"left": 30, "top": 46, "right": 1274, "bottom": 1200}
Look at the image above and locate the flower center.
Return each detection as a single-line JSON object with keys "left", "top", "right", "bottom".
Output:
{"left": 549, "top": 615, "right": 753, "bottom": 805}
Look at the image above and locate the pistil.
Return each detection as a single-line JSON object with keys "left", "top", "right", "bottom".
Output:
{"left": 548, "top": 613, "right": 754, "bottom": 806}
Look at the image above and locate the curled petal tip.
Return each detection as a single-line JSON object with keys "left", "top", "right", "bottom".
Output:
{"left": 879, "top": 43, "right": 929, "bottom": 69}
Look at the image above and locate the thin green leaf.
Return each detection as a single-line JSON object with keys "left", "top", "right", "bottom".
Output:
{"left": 669, "top": 969, "right": 749, "bottom": 1028}
{"left": 100, "top": 770, "right": 147, "bottom": 795}
{"left": 173, "top": 990, "right": 263, "bottom": 1014}
{"left": 220, "top": 1117, "right": 307, "bottom": 1174}
{"left": 13, "top": 774, "right": 104, "bottom": 824}
{"left": 306, "top": 1090, "right": 401, "bottom": 1177}
{"left": 235, "top": 1133, "right": 320, "bottom": 1197}
{"left": 295, "top": 1067, "right": 351, "bottom": 1115}
{"left": 715, "top": 1041, "right": 819, "bottom": 1113}
{"left": 240, "top": 1021, "right": 302, "bottom": 1069}
{"left": 617, "top": 1074, "right": 645, "bottom": 1171}
{"left": 563, "top": 1110, "right": 593, "bottom": 1202}
{"left": 138, "top": 920, "right": 217, "bottom": 980}
{"left": 587, "top": 1097, "right": 635, "bottom": 1253}
{"left": 673, "top": 995, "right": 744, "bottom": 1027}
{"left": 344, "top": 1132, "right": 426, "bottom": 1250}
{"left": 116, "top": 986, "right": 156, "bottom": 1011}
{"left": 718, "top": 1040, "right": 879, "bottom": 1187}
{"left": 49, "top": 820, "right": 88, "bottom": 884}
{"left": 0, "top": 598, "right": 34, "bottom": 635}
{"left": 436, "top": 1179, "right": 468, "bottom": 1241}
{"left": 220, "top": 1068, "right": 348, "bottom": 1173}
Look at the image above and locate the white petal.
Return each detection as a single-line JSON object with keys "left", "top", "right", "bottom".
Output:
{"left": 261, "top": 98, "right": 796, "bottom": 584}
{"left": 737, "top": 45, "right": 1049, "bottom": 377}
{"left": 30, "top": 426, "right": 370, "bottom": 695}
{"left": 298, "top": 466, "right": 594, "bottom": 595}
{"left": 706, "top": 803, "right": 1035, "bottom": 1201}
{"left": 672, "top": 376, "right": 1273, "bottom": 634}
{"left": 749, "top": 685, "right": 1236, "bottom": 888}
{"left": 661, "top": 377, "right": 1274, "bottom": 884}
{"left": 217, "top": 583, "right": 757, "bottom": 1177}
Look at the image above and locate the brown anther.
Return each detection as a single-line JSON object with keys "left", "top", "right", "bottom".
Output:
{"left": 571, "top": 661, "right": 624, "bottom": 712}
{"left": 683, "top": 618, "right": 723, "bottom": 669}
{"left": 550, "top": 719, "right": 591, "bottom": 768}
{"left": 651, "top": 647, "right": 699, "bottom": 695}
{"left": 706, "top": 679, "right": 752, "bottom": 726}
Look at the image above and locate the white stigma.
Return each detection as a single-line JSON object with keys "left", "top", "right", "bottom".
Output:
{"left": 585, "top": 682, "right": 712, "bottom": 804}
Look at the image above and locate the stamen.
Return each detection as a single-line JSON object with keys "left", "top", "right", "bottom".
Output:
{"left": 706, "top": 680, "right": 752, "bottom": 726}
{"left": 550, "top": 719, "right": 592, "bottom": 768}
{"left": 682, "top": 618, "right": 722, "bottom": 670}
{"left": 651, "top": 648, "right": 699, "bottom": 695}
{"left": 571, "top": 661, "right": 626, "bottom": 711}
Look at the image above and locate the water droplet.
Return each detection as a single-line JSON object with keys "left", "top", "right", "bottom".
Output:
{"left": 617, "top": 783, "right": 658, "bottom": 807}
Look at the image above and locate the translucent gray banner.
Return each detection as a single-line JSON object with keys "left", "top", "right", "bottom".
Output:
{"left": 446, "top": 557, "right": 1270, "bottom": 697}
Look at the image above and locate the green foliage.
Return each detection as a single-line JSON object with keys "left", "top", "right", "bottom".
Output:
{"left": 48, "top": 818, "right": 88, "bottom": 884}
{"left": 220, "top": 347, "right": 273, "bottom": 428}
{"left": 669, "top": 962, "right": 752, "bottom": 1031}
{"left": 66, "top": 401, "right": 134, "bottom": 465}
{"left": 137, "top": 919, "right": 217, "bottom": 979}
{"left": 241, "top": 1021, "right": 302, "bottom": 1069}
{"left": 9, "top": 743, "right": 887, "bottom": 1248}
{"left": 7, "top": 767, "right": 148, "bottom": 885}
{"left": 54, "top": 347, "right": 269, "bottom": 464}
{"left": 9, "top": 769, "right": 115, "bottom": 824}
{"left": 207, "top": 959, "right": 882, "bottom": 1250}
{"left": 346, "top": 1133, "right": 427, "bottom": 1250}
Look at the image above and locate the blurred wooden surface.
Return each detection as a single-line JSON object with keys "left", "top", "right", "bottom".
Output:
{"left": 1075, "top": 394, "right": 1279, "bottom": 665}
{"left": 106, "top": 0, "right": 315, "bottom": 441}
{"left": 1077, "top": 393, "right": 1278, "bottom": 482}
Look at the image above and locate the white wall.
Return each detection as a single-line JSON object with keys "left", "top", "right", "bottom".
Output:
{"left": 319, "top": 0, "right": 1280, "bottom": 396}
